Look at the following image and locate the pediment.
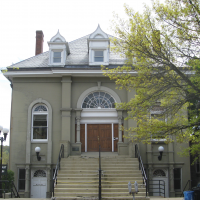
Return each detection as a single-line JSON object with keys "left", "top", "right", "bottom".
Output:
{"left": 89, "top": 25, "right": 108, "bottom": 39}
{"left": 50, "top": 30, "right": 66, "bottom": 42}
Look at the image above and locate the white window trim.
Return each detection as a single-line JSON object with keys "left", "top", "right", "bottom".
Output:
{"left": 50, "top": 49, "right": 64, "bottom": 65}
{"left": 89, "top": 48, "right": 109, "bottom": 66}
{"left": 26, "top": 98, "right": 52, "bottom": 164}
{"left": 150, "top": 112, "right": 167, "bottom": 142}
{"left": 31, "top": 105, "right": 48, "bottom": 142}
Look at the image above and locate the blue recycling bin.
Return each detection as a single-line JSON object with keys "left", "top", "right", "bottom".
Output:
{"left": 184, "top": 191, "right": 194, "bottom": 200}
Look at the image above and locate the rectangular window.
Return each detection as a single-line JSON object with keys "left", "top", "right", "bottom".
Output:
{"left": 196, "top": 160, "right": 200, "bottom": 173}
{"left": 94, "top": 51, "right": 104, "bottom": 62}
{"left": 53, "top": 52, "right": 61, "bottom": 63}
{"left": 33, "top": 115, "right": 47, "bottom": 139}
{"left": 174, "top": 168, "right": 181, "bottom": 190}
{"left": 18, "top": 169, "right": 25, "bottom": 191}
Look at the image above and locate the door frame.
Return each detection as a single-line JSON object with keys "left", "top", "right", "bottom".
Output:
{"left": 31, "top": 169, "right": 47, "bottom": 198}
{"left": 81, "top": 123, "right": 117, "bottom": 152}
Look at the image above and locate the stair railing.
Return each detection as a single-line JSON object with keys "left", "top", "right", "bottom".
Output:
{"left": 135, "top": 144, "right": 148, "bottom": 197}
{"left": 99, "top": 145, "right": 102, "bottom": 200}
{"left": 0, "top": 180, "right": 20, "bottom": 198}
{"left": 180, "top": 180, "right": 192, "bottom": 197}
{"left": 10, "top": 181, "right": 20, "bottom": 198}
{"left": 52, "top": 144, "right": 64, "bottom": 197}
{"left": 148, "top": 180, "right": 165, "bottom": 197}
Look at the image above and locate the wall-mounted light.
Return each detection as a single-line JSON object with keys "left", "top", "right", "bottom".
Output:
{"left": 158, "top": 146, "right": 164, "bottom": 161}
{"left": 35, "top": 147, "right": 41, "bottom": 161}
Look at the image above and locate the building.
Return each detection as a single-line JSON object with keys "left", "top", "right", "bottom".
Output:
{"left": 3, "top": 25, "right": 190, "bottom": 198}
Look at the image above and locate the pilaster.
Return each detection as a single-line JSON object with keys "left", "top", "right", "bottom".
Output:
{"left": 61, "top": 76, "right": 72, "bottom": 142}
{"left": 24, "top": 165, "right": 30, "bottom": 198}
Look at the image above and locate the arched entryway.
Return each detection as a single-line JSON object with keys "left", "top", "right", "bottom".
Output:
{"left": 76, "top": 86, "right": 122, "bottom": 152}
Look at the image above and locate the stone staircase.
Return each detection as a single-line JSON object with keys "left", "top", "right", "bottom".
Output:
{"left": 54, "top": 153, "right": 149, "bottom": 200}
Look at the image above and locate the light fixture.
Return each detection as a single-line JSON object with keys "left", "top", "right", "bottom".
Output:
{"left": 0, "top": 125, "right": 9, "bottom": 198}
{"left": 35, "top": 147, "right": 41, "bottom": 161}
{"left": 2, "top": 128, "right": 9, "bottom": 141}
{"left": 158, "top": 146, "right": 164, "bottom": 161}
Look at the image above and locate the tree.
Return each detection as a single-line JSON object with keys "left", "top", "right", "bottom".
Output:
{"left": 102, "top": 0, "right": 200, "bottom": 159}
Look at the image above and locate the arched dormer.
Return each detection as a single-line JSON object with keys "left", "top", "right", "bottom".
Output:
{"left": 47, "top": 30, "right": 70, "bottom": 66}
{"left": 88, "top": 25, "right": 110, "bottom": 66}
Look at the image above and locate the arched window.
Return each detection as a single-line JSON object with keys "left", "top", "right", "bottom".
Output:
{"left": 82, "top": 92, "right": 116, "bottom": 108}
{"left": 153, "top": 169, "right": 166, "bottom": 177}
{"left": 32, "top": 104, "right": 48, "bottom": 141}
{"left": 33, "top": 170, "right": 46, "bottom": 177}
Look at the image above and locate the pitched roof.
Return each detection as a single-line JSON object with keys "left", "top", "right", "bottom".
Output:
{"left": 8, "top": 34, "right": 125, "bottom": 69}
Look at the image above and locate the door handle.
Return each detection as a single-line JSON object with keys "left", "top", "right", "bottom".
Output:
{"left": 97, "top": 136, "right": 99, "bottom": 141}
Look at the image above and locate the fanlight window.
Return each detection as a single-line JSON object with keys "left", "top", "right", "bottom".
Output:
{"left": 153, "top": 169, "right": 166, "bottom": 177}
{"left": 82, "top": 92, "right": 116, "bottom": 108}
{"left": 34, "top": 105, "right": 47, "bottom": 112}
{"left": 33, "top": 170, "right": 46, "bottom": 177}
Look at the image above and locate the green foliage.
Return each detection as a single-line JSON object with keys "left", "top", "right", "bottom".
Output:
{"left": 0, "top": 146, "right": 9, "bottom": 165}
{"left": 103, "top": 0, "right": 200, "bottom": 159}
{"left": 2, "top": 170, "right": 14, "bottom": 192}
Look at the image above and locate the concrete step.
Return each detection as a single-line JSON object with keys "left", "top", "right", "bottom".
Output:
{"left": 55, "top": 183, "right": 146, "bottom": 189}
{"left": 54, "top": 192, "right": 146, "bottom": 197}
{"left": 57, "top": 173, "right": 142, "bottom": 178}
{"left": 54, "top": 155, "right": 147, "bottom": 199}
{"left": 55, "top": 196, "right": 148, "bottom": 200}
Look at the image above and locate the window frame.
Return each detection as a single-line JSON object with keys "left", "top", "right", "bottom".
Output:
{"left": 53, "top": 51, "right": 62, "bottom": 63}
{"left": 31, "top": 104, "right": 48, "bottom": 142}
{"left": 18, "top": 168, "right": 26, "bottom": 191}
{"left": 174, "top": 168, "right": 182, "bottom": 191}
{"left": 150, "top": 111, "right": 167, "bottom": 142}
{"left": 94, "top": 50, "right": 104, "bottom": 62}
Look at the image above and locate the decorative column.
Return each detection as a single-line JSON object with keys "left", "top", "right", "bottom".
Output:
{"left": 168, "top": 141, "right": 175, "bottom": 197}
{"left": 117, "top": 110, "right": 123, "bottom": 143}
{"left": 24, "top": 165, "right": 30, "bottom": 198}
{"left": 118, "top": 116, "right": 123, "bottom": 142}
{"left": 46, "top": 166, "right": 51, "bottom": 198}
{"left": 76, "top": 117, "right": 81, "bottom": 143}
{"left": 75, "top": 109, "right": 82, "bottom": 143}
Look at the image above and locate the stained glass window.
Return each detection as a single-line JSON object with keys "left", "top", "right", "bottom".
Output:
{"left": 153, "top": 169, "right": 166, "bottom": 177}
{"left": 33, "top": 170, "right": 46, "bottom": 177}
{"left": 82, "top": 92, "right": 116, "bottom": 108}
{"left": 34, "top": 105, "right": 47, "bottom": 112}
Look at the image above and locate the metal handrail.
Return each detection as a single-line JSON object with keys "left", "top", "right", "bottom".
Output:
{"left": 148, "top": 180, "right": 165, "bottom": 197}
{"left": 11, "top": 181, "right": 20, "bottom": 198}
{"left": 52, "top": 144, "right": 64, "bottom": 197}
{"left": 99, "top": 145, "right": 102, "bottom": 200}
{"left": 135, "top": 144, "right": 148, "bottom": 197}
{"left": 0, "top": 180, "right": 20, "bottom": 198}
{"left": 180, "top": 180, "right": 192, "bottom": 197}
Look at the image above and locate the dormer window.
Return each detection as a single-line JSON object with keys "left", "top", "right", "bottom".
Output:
{"left": 48, "top": 30, "right": 70, "bottom": 66}
{"left": 53, "top": 52, "right": 61, "bottom": 63}
{"left": 94, "top": 51, "right": 104, "bottom": 62}
{"left": 88, "top": 25, "right": 110, "bottom": 66}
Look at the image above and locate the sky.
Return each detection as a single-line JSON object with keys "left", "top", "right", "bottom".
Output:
{"left": 0, "top": 0, "right": 158, "bottom": 145}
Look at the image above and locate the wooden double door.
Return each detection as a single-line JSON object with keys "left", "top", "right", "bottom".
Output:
{"left": 77, "top": 124, "right": 119, "bottom": 152}
{"left": 87, "top": 124, "right": 112, "bottom": 152}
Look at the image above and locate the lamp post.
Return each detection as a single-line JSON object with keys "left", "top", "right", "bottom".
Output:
{"left": 0, "top": 125, "right": 9, "bottom": 197}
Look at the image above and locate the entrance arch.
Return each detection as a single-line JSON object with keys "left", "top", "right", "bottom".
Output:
{"left": 76, "top": 86, "right": 122, "bottom": 152}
